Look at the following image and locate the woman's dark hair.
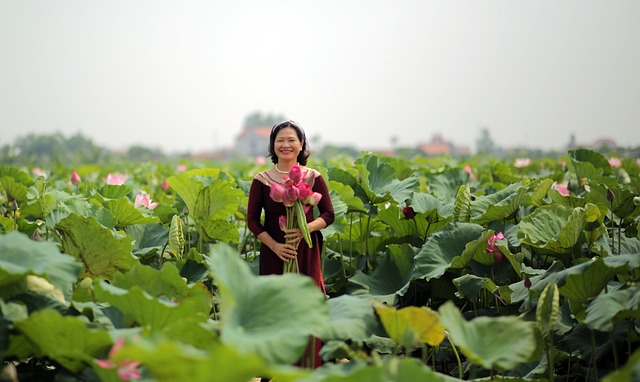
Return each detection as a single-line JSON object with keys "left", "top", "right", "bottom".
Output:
{"left": 268, "top": 120, "right": 310, "bottom": 165}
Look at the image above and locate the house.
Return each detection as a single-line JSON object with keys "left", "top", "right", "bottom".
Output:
{"left": 235, "top": 125, "right": 272, "bottom": 157}
{"left": 417, "top": 134, "right": 471, "bottom": 157}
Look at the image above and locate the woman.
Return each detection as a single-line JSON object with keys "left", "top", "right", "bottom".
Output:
{"left": 246, "top": 120, "right": 334, "bottom": 369}
{"left": 247, "top": 120, "right": 334, "bottom": 290}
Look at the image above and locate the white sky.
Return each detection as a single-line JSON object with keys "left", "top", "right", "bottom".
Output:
{"left": 1, "top": 1, "right": 639, "bottom": 154}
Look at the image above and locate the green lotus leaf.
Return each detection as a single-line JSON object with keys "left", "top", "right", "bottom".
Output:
{"left": 347, "top": 244, "right": 417, "bottom": 305}
{"left": 586, "top": 181, "right": 637, "bottom": 219}
{"left": 299, "top": 356, "right": 459, "bottom": 382}
{"left": 327, "top": 167, "right": 372, "bottom": 212}
{"left": 328, "top": 181, "right": 367, "bottom": 215}
{"left": 375, "top": 304, "right": 445, "bottom": 347}
{"left": 536, "top": 282, "right": 559, "bottom": 338}
{"left": 109, "top": 338, "right": 299, "bottom": 382}
{"left": 111, "top": 262, "right": 211, "bottom": 312}
{"left": 569, "top": 148, "right": 613, "bottom": 178}
{"left": 125, "top": 222, "right": 169, "bottom": 251}
{"left": 93, "top": 281, "right": 209, "bottom": 333}
{"left": 319, "top": 295, "right": 377, "bottom": 342}
{"left": 409, "top": 191, "right": 453, "bottom": 218}
{"left": 518, "top": 204, "right": 588, "bottom": 254}
{"left": 425, "top": 167, "right": 469, "bottom": 203}
{"left": 560, "top": 258, "right": 626, "bottom": 314}
{"left": 453, "top": 274, "right": 496, "bottom": 305}
{"left": 55, "top": 213, "right": 136, "bottom": 280}
{"left": 356, "top": 153, "right": 419, "bottom": 205}
{"left": 471, "top": 182, "right": 527, "bottom": 225}
{"left": 12, "top": 309, "right": 111, "bottom": 372}
{"left": 0, "top": 176, "right": 28, "bottom": 204}
{"left": 98, "top": 197, "right": 159, "bottom": 226}
{"left": 166, "top": 172, "right": 205, "bottom": 215}
{"left": 602, "top": 347, "right": 640, "bottom": 382}
{"left": 522, "top": 178, "right": 553, "bottom": 207}
{"left": 0, "top": 231, "right": 82, "bottom": 297}
{"left": 98, "top": 184, "right": 132, "bottom": 199}
{"left": 439, "top": 301, "right": 536, "bottom": 371}
{"left": 202, "top": 217, "right": 240, "bottom": 243}
{"left": 584, "top": 286, "right": 640, "bottom": 331}
{"left": 206, "top": 243, "right": 329, "bottom": 365}
{"left": 415, "top": 222, "right": 484, "bottom": 280}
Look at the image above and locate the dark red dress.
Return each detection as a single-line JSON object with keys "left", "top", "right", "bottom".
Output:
{"left": 247, "top": 168, "right": 335, "bottom": 292}
{"left": 247, "top": 168, "right": 334, "bottom": 369}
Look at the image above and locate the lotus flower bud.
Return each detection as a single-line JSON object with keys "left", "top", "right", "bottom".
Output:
{"left": 402, "top": 206, "right": 417, "bottom": 219}
{"left": 269, "top": 183, "right": 286, "bottom": 203}
{"left": 289, "top": 165, "right": 303, "bottom": 184}
{"left": 524, "top": 276, "right": 532, "bottom": 289}
{"left": 70, "top": 171, "right": 81, "bottom": 185}
{"left": 607, "top": 188, "right": 615, "bottom": 202}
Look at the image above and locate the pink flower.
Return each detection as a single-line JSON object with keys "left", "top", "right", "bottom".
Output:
{"left": 485, "top": 232, "right": 505, "bottom": 263}
{"left": 283, "top": 186, "right": 300, "bottom": 207}
{"left": 303, "top": 192, "right": 322, "bottom": 206}
{"left": 255, "top": 156, "right": 266, "bottom": 166}
{"left": 295, "top": 182, "right": 313, "bottom": 201}
{"left": 106, "top": 173, "right": 127, "bottom": 185}
{"left": 636, "top": 158, "right": 640, "bottom": 166}
{"left": 32, "top": 168, "right": 47, "bottom": 178}
{"left": 269, "top": 183, "right": 286, "bottom": 203}
{"left": 553, "top": 182, "right": 570, "bottom": 196}
{"left": 70, "top": 172, "right": 81, "bottom": 185}
{"left": 279, "top": 216, "right": 287, "bottom": 231}
{"left": 514, "top": 158, "right": 531, "bottom": 168}
{"left": 134, "top": 194, "right": 158, "bottom": 210}
{"left": 176, "top": 165, "right": 187, "bottom": 173}
{"left": 288, "top": 165, "right": 303, "bottom": 184}
{"left": 463, "top": 165, "right": 477, "bottom": 180}
{"left": 161, "top": 180, "right": 169, "bottom": 191}
{"left": 95, "top": 337, "right": 142, "bottom": 381}
{"left": 608, "top": 157, "right": 622, "bottom": 168}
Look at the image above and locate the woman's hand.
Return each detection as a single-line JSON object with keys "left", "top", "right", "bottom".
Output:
{"left": 273, "top": 242, "right": 298, "bottom": 262}
{"left": 284, "top": 228, "right": 302, "bottom": 246}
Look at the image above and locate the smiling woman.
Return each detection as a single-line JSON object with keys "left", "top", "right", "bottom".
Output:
{"left": 246, "top": 120, "right": 335, "bottom": 372}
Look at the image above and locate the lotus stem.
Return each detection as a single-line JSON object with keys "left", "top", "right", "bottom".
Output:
{"left": 610, "top": 329, "right": 618, "bottom": 369}
{"left": 591, "top": 330, "right": 598, "bottom": 381}
{"left": 447, "top": 334, "right": 463, "bottom": 380}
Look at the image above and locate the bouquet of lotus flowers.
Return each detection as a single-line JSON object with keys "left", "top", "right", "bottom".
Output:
{"left": 269, "top": 165, "right": 322, "bottom": 273}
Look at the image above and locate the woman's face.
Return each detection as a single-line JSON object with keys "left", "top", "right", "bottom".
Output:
{"left": 274, "top": 127, "right": 303, "bottom": 162}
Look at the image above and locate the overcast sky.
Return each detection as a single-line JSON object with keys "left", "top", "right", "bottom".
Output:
{"left": 1, "top": 1, "right": 638, "bottom": 155}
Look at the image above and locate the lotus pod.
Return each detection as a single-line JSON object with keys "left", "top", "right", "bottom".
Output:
{"left": 295, "top": 201, "right": 312, "bottom": 248}
{"left": 536, "top": 282, "right": 559, "bottom": 338}
{"left": 169, "top": 215, "right": 184, "bottom": 258}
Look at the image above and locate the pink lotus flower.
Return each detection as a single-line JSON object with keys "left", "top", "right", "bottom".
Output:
{"left": 608, "top": 157, "right": 622, "bottom": 168}
{"left": 283, "top": 185, "right": 300, "bottom": 207}
{"left": 161, "top": 180, "right": 169, "bottom": 191}
{"left": 463, "top": 165, "right": 477, "bottom": 180}
{"left": 176, "top": 165, "right": 187, "bottom": 173}
{"left": 255, "top": 156, "right": 266, "bottom": 166}
{"left": 134, "top": 194, "right": 158, "bottom": 210}
{"left": 288, "top": 165, "right": 303, "bottom": 184}
{"left": 296, "top": 182, "right": 314, "bottom": 201}
{"left": 553, "top": 182, "right": 570, "bottom": 196}
{"left": 514, "top": 158, "right": 531, "bottom": 168}
{"left": 270, "top": 183, "right": 286, "bottom": 203}
{"left": 485, "top": 232, "right": 505, "bottom": 263}
{"left": 95, "top": 337, "right": 142, "bottom": 381}
{"left": 303, "top": 192, "right": 322, "bottom": 206}
{"left": 32, "top": 168, "right": 47, "bottom": 178}
{"left": 70, "top": 172, "right": 81, "bottom": 185}
{"left": 279, "top": 216, "right": 287, "bottom": 231}
{"left": 636, "top": 158, "right": 640, "bottom": 166}
{"left": 106, "top": 173, "right": 127, "bottom": 185}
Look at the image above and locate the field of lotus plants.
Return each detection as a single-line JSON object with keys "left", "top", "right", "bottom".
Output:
{"left": 1, "top": 148, "right": 639, "bottom": 381}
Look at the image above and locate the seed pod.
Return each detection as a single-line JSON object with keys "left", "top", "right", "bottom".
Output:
{"left": 295, "top": 201, "right": 313, "bottom": 248}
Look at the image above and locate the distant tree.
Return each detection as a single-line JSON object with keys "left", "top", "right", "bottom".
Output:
{"left": 475, "top": 127, "right": 496, "bottom": 155}
{"left": 243, "top": 111, "right": 286, "bottom": 129}
{"left": 9, "top": 132, "right": 108, "bottom": 166}
{"left": 128, "top": 145, "right": 165, "bottom": 162}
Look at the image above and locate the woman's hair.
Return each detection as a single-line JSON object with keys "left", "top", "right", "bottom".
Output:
{"left": 268, "top": 120, "right": 310, "bottom": 165}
